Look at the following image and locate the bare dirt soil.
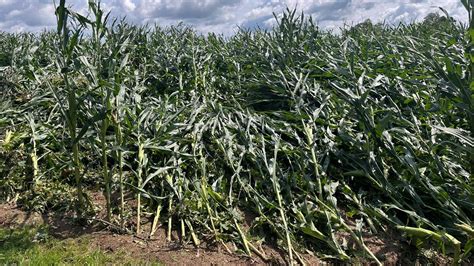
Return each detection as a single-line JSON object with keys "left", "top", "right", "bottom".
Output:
{"left": 0, "top": 192, "right": 451, "bottom": 265}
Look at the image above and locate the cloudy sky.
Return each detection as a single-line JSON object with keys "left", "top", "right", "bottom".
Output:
{"left": 0, "top": 0, "right": 468, "bottom": 34}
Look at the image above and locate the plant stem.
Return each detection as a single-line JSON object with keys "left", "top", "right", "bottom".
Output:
{"left": 101, "top": 117, "right": 111, "bottom": 221}
{"left": 167, "top": 196, "right": 173, "bottom": 241}
{"left": 136, "top": 142, "right": 144, "bottom": 234}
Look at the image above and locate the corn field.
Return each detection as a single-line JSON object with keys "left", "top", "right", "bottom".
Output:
{"left": 0, "top": 0, "right": 473, "bottom": 264}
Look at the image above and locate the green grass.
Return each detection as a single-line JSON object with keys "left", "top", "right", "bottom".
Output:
{"left": 0, "top": 226, "right": 159, "bottom": 265}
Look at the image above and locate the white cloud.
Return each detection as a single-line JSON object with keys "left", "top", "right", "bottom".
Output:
{"left": 0, "top": 0, "right": 468, "bottom": 34}
{"left": 0, "top": 0, "right": 56, "bottom": 32}
{"left": 120, "top": 0, "right": 136, "bottom": 12}
{"left": 305, "top": 0, "right": 467, "bottom": 29}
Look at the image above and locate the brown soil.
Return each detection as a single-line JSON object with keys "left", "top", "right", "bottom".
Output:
{"left": 0, "top": 193, "right": 457, "bottom": 265}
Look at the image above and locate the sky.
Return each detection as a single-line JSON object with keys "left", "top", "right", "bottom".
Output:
{"left": 0, "top": 0, "right": 469, "bottom": 35}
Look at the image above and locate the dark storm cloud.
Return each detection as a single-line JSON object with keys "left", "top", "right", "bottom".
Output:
{"left": 138, "top": 0, "right": 242, "bottom": 20}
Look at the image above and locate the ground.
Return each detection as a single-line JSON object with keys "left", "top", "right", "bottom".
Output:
{"left": 0, "top": 192, "right": 453, "bottom": 265}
